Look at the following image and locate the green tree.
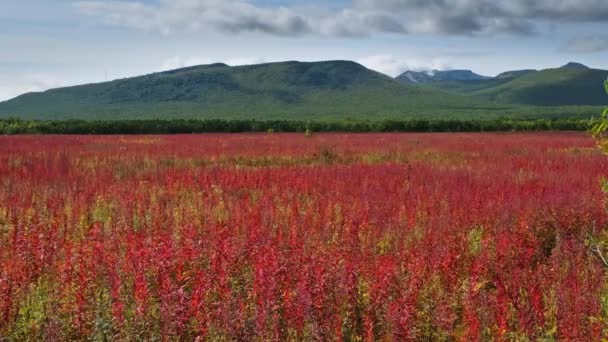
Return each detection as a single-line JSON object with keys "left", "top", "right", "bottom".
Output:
{"left": 589, "top": 79, "right": 608, "bottom": 269}
{"left": 591, "top": 80, "right": 608, "bottom": 147}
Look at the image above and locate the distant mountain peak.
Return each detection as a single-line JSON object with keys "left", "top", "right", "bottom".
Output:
{"left": 207, "top": 63, "right": 230, "bottom": 68}
{"left": 560, "top": 62, "right": 589, "bottom": 70}
{"left": 395, "top": 70, "right": 433, "bottom": 83}
{"left": 396, "top": 69, "right": 489, "bottom": 83}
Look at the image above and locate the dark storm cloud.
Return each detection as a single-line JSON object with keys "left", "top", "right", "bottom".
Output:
{"left": 75, "top": 0, "right": 608, "bottom": 37}
{"left": 76, "top": 0, "right": 314, "bottom": 36}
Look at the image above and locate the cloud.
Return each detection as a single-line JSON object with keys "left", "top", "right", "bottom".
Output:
{"left": 0, "top": 74, "right": 64, "bottom": 102}
{"left": 357, "top": 55, "right": 450, "bottom": 76}
{"left": 566, "top": 35, "right": 608, "bottom": 53}
{"left": 74, "top": 0, "right": 608, "bottom": 37}
{"left": 354, "top": 0, "right": 608, "bottom": 21}
{"left": 320, "top": 9, "right": 407, "bottom": 36}
{"left": 76, "top": 0, "right": 313, "bottom": 36}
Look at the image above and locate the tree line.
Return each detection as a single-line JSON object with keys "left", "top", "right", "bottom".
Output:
{"left": 0, "top": 118, "right": 594, "bottom": 135}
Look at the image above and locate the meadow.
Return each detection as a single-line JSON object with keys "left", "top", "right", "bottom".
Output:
{"left": 1, "top": 133, "right": 607, "bottom": 340}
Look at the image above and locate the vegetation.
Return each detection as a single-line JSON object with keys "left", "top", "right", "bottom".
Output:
{"left": 589, "top": 80, "right": 608, "bottom": 270}
{"left": 415, "top": 77, "right": 514, "bottom": 94}
{"left": 0, "top": 61, "right": 604, "bottom": 121}
{"left": 591, "top": 80, "right": 608, "bottom": 148}
{"left": 1, "top": 133, "right": 606, "bottom": 340}
{"left": 0, "top": 61, "right": 480, "bottom": 121}
{"left": 404, "top": 64, "right": 608, "bottom": 108}
{"left": 473, "top": 67, "right": 608, "bottom": 106}
{"left": 0, "top": 118, "right": 594, "bottom": 134}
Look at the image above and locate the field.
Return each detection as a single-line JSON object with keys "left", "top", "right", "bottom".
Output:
{"left": 1, "top": 133, "right": 608, "bottom": 340}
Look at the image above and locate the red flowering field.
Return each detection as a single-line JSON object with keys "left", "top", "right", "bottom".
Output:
{"left": 1, "top": 133, "right": 607, "bottom": 340}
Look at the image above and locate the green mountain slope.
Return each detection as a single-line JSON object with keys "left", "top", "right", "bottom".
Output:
{"left": 495, "top": 70, "right": 537, "bottom": 79}
{"left": 418, "top": 78, "right": 514, "bottom": 94}
{"left": 472, "top": 67, "right": 608, "bottom": 106}
{"left": 0, "top": 61, "right": 492, "bottom": 120}
{"left": 397, "top": 63, "right": 607, "bottom": 107}
{"left": 0, "top": 60, "right": 604, "bottom": 121}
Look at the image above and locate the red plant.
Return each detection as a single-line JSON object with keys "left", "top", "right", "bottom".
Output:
{"left": 0, "top": 132, "right": 606, "bottom": 339}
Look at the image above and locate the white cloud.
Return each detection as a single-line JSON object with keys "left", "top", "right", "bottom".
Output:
{"left": 357, "top": 55, "right": 450, "bottom": 77}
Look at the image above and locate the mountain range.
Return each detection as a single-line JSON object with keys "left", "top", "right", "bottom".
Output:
{"left": 396, "top": 62, "right": 607, "bottom": 107}
{"left": 0, "top": 60, "right": 605, "bottom": 121}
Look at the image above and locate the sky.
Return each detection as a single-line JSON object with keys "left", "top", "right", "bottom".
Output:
{"left": 1, "top": 0, "right": 608, "bottom": 101}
